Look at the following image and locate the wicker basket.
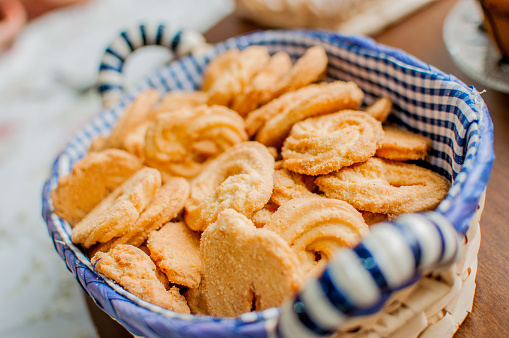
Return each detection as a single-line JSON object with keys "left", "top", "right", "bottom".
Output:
{"left": 42, "top": 28, "right": 494, "bottom": 338}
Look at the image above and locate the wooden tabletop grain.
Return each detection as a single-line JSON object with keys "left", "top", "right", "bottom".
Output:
{"left": 87, "top": 0, "right": 509, "bottom": 336}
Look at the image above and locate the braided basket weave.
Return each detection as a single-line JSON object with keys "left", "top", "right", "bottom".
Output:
{"left": 42, "top": 29, "right": 494, "bottom": 337}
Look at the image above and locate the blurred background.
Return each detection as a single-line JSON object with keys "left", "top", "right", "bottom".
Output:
{"left": 1, "top": 0, "right": 508, "bottom": 337}
{"left": 0, "top": 1, "right": 234, "bottom": 337}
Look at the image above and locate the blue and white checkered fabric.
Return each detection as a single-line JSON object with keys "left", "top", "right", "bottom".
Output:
{"left": 42, "top": 30, "right": 493, "bottom": 338}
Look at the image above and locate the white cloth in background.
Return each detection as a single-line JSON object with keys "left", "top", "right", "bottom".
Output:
{"left": 0, "top": 1, "right": 233, "bottom": 337}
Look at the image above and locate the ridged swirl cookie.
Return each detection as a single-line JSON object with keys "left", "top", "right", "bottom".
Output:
{"left": 254, "top": 81, "right": 364, "bottom": 148}
{"left": 273, "top": 45, "right": 328, "bottom": 97}
{"left": 184, "top": 141, "right": 275, "bottom": 231}
{"left": 264, "top": 198, "right": 369, "bottom": 276}
{"left": 245, "top": 82, "right": 328, "bottom": 138}
{"left": 206, "top": 46, "right": 270, "bottom": 107}
{"left": 144, "top": 105, "right": 248, "bottom": 178}
{"left": 315, "top": 157, "right": 450, "bottom": 215}
{"left": 201, "top": 49, "right": 240, "bottom": 91}
{"left": 282, "top": 110, "right": 384, "bottom": 175}
{"left": 231, "top": 51, "right": 292, "bottom": 116}
{"left": 103, "top": 89, "right": 160, "bottom": 150}
{"left": 154, "top": 90, "right": 208, "bottom": 115}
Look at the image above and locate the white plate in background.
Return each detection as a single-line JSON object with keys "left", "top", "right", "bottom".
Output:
{"left": 443, "top": 0, "right": 509, "bottom": 94}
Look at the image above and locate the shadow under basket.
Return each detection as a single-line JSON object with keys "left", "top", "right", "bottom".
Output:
{"left": 42, "top": 29, "right": 494, "bottom": 338}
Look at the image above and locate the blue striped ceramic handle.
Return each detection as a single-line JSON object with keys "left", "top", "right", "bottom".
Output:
{"left": 98, "top": 23, "right": 208, "bottom": 108}
{"left": 274, "top": 211, "right": 463, "bottom": 337}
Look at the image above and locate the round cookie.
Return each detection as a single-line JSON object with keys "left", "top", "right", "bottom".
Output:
{"left": 147, "top": 222, "right": 201, "bottom": 288}
{"left": 200, "top": 209, "right": 303, "bottom": 317}
{"left": 364, "top": 96, "right": 392, "bottom": 122}
{"left": 51, "top": 149, "right": 143, "bottom": 226}
{"left": 282, "top": 110, "right": 383, "bottom": 175}
{"left": 375, "top": 125, "right": 432, "bottom": 161}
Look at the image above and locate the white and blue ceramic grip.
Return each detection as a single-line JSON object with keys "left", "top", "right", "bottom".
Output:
{"left": 98, "top": 23, "right": 207, "bottom": 108}
{"left": 274, "top": 212, "right": 463, "bottom": 337}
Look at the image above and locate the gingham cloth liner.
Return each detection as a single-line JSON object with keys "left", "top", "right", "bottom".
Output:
{"left": 42, "top": 30, "right": 492, "bottom": 337}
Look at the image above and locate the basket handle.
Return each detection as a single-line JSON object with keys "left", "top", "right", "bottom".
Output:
{"left": 98, "top": 23, "right": 209, "bottom": 108}
{"left": 274, "top": 211, "right": 463, "bottom": 337}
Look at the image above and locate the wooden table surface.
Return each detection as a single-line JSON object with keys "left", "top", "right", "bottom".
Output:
{"left": 87, "top": 0, "right": 509, "bottom": 336}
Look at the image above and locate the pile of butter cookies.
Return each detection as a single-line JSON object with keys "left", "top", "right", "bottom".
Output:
{"left": 51, "top": 45, "right": 450, "bottom": 317}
